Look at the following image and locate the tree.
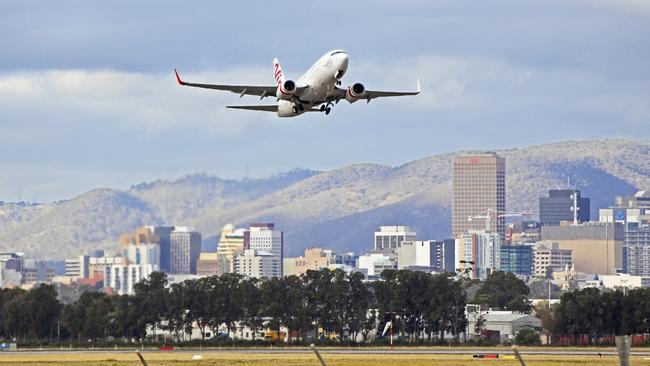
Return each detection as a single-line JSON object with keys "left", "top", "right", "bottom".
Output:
{"left": 240, "top": 277, "right": 263, "bottom": 341}
{"left": 514, "top": 328, "right": 541, "bottom": 345}
{"left": 472, "top": 271, "right": 531, "bottom": 313}
{"left": 134, "top": 271, "right": 169, "bottom": 336}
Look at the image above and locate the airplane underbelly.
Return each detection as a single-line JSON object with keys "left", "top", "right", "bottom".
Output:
{"left": 301, "top": 72, "right": 335, "bottom": 103}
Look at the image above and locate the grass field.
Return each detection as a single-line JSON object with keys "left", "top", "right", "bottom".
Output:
{"left": 0, "top": 351, "right": 636, "bottom": 366}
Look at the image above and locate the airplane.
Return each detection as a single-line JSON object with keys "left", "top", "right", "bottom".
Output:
{"left": 174, "top": 50, "right": 420, "bottom": 117}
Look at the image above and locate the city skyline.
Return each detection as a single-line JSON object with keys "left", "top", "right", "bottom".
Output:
{"left": 2, "top": 1, "right": 650, "bottom": 201}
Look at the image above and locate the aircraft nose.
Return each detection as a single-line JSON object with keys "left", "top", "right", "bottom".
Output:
{"left": 339, "top": 54, "right": 349, "bottom": 68}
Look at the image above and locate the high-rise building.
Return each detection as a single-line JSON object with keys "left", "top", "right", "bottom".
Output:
{"left": 119, "top": 226, "right": 175, "bottom": 272}
{"left": 233, "top": 249, "right": 281, "bottom": 279}
{"left": 123, "top": 243, "right": 160, "bottom": 271}
{"left": 624, "top": 226, "right": 650, "bottom": 276}
{"left": 436, "top": 239, "right": 457, "bottom": 273}
{"left": 64, "top": 255, "right": 90, "bottom": 279}
{"left": 374, "top": 226, "right": 417, "bottom": 251}
{"left": 500, "top": 244, "right": 534, "bottom": 277}
{"left": 532, "top": 241, "right": 573, "bottom": 278}
{"left": 246, "top": 223, "right": 283, "bottom": 275}
{"left": 541, "top": 222, "right": 624, "bottom": 275}
{"left": 539, "top": 189, "right": 590, "bottom": 226}
{"left": 215, "top": 224, "right": 246, "bottom": 272}
{"left": 104, "top": 264, "right": 153, "bottom": 295}
{"left": 455, "top": 230, "right": 501, "bottom": 279}
{"left": 452, "top": 153, "right": 506, "bottom": 240}
{"left": 170, "top": 227, "right": 202, "bottom": 274}
{"left": 151, "top": 226, "right": 175, "bottom": 273}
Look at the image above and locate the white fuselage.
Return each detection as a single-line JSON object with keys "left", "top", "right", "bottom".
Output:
{"left": 277, "top": 50, "right": 349, "bottom": 117}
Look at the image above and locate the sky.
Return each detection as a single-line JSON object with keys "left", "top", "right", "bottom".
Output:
{"left": 1, "top": 0, "right": 649, "bottom": 202}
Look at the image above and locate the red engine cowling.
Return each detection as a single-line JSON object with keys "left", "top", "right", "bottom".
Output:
{"left": 345, "top": 83, "right": 365, "bottom": 103}
{"left": 276, "top": 80, "right": 296, "bottom": 100}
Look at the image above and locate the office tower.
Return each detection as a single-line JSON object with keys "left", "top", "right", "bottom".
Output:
{"left": 215, "top": 224, "right": 246, "bottom": 272}
{"left": 123, "top": 243, "right": 160, "bottom": 271}
{"left": 541, "top": 222, "right": 624, "bottom": 275}
{"left": 455, "top": 230, "right": 501, "bottom": 279}
{"left": 625, "top": 226, "right": 650, "bottom": 276}
{"left": 452, "top": 153, "right": 506, "bottom": 240}
{"left": 533, "top": 241, "right": 573, "bottom": 278}
{"left": 104, "top": 264, "right": 152, "bottom": 295}
{"left": 169, "top": 227, "right": 202, "bottom": 274}
{"left": 500, "top": 244, "right": 534, "bottom": 277}
{"left": 233, "top": 249, "right": 281, "bottom": 279}
{"left": 539, "top": 189, "right": 590, "bottom": 226}
{"left": 374, "top": 226, "right": 417, "bottom": 250}
{"left": 246, "top": 223, "right": 283, "bottom": 275}
{"left": 64, "top": 255, "right": 90, "bottom": 279}
{"left": 152, "top": 226, "right": 175, "bottom": 273}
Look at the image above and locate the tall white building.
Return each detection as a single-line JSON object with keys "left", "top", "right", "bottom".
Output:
{"left": 374, "top": 226, "right": 417, "bottom": 250}
{"left": 170, "top": 227, "right": 202, "bottom": 274}
{"left": 456, "top": 230, "right": 500, "bottom": 279}
{"left": 104, "top": 264, "right": 154, "bottom": 295}
{"left": 64, "top": 255, "right": 90, "bottom": 279}
{"left": 234, "top": 249, "right": 281, "bottom": 279}
{"left": 124, "top": 243, "right": 161, "bottom": 271}
{"left": 246, "top": 223, "right": 283, "bottom": 275}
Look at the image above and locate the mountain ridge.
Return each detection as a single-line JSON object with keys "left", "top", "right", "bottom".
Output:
{"left": 0, "top": 139, "right": 647, "bottom": 259}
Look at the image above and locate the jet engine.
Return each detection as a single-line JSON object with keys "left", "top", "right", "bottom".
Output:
{"left": 276, "top": 80, "right": 296, "bottom": 100}
{"left": 345, "top": 83, "right": 366, "bottom": 103}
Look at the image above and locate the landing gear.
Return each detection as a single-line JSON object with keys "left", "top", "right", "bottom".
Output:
{"left": 321, "top": 102, "right": 333, "bottom": 115}
{"left": 293, "top": 104, "right": 305, "bottom": 113}
{"left": 336, "top": 80, "right": 342, "bottom": 86}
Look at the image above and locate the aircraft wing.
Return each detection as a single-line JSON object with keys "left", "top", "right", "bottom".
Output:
{"left": 226, "top": 105, "right": 278, "bottom": 112}
{"left": 333, "top": 80, "right": 421, "bottom": 102}
{"left": 175, "top": 69, "right": 278, "bottom": 98}
{"left": 226, "top": 105, "right": 322, "bottom": 112}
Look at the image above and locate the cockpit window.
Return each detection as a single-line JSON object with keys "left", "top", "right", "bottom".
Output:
{"left": 330, "top": 51, "right": 347, "bottom": 56}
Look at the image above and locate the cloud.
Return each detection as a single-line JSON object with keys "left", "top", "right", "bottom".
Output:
{"left": 1, "top": 1, "right": 649, "bottom": 202}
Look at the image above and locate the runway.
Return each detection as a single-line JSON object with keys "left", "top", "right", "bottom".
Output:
{"left": 0, "top": 348, "right": 647, "bottom": 356}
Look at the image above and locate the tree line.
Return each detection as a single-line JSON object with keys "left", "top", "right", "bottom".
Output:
{"left": 0, "top": 269, "right": 470, "bottom": 344}
{"left": 1, "top": 269, "right": 649, "bottom": 345}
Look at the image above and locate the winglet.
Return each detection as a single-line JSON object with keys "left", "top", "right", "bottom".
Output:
{"left": 174, "top": 68, "right": 186, "bottom": 86}
{"left": 416, "top": 79, "right": 421, "bottom": 93}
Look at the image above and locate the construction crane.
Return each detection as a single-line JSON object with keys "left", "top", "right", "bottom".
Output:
{"left": 467, "top": 208, "right": 533, "bottom": 233}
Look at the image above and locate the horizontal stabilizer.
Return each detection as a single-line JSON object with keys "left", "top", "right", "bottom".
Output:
{"left": 226, "top": 105, "right": 278, "bottom": 112}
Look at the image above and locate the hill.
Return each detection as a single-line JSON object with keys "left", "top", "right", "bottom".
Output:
{"left": 0, "top": 139, "right": 647, "bottom": 259}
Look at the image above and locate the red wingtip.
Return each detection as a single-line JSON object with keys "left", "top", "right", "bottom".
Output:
{"left": 174, "top": 68, "right": 185, "bottom": 85}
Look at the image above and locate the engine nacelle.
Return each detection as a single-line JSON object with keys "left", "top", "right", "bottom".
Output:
{"left": 277, "top": 100, "right": 298, "bottom": 117}
{"left": 276, "top": 79, "right": 296, "bottom": 100}
{"left": 345, "top": 83, "right": 366, "bottom": 103}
